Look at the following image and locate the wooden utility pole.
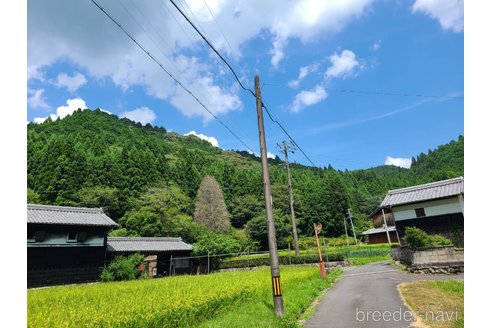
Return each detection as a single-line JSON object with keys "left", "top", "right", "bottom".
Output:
{"left": 279, "top": 140, "right": 300, "bottom": 256}
{"left": 255, "top": 75, "right": 284, "bottom": 317}
{"left": 347, "top": 209, "right": 357, "bottom": 244}
{"left": 343, "top": 214, "right": 350, "bottom": 249}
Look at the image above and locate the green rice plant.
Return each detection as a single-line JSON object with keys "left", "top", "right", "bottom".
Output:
{"left": 28, "top": 266, "right": 337, "bottom": 327}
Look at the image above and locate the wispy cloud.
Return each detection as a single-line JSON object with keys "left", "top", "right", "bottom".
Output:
{"left": 53, "top": 72, "right": 87, "bottom": 93}
{"left": 310, "top": 93, "right": 462, "bottom": 133}
{"left": 28, "top": 88, "right": 50, "bottom": 110}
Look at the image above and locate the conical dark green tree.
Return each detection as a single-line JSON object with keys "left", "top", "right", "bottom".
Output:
{"left": 194, "top": 175, "right": 231, "bottom": 233}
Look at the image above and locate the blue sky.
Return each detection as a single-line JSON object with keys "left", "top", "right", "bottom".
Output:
{"left": 27, "top": 0, "right": 464, "bottom": 170}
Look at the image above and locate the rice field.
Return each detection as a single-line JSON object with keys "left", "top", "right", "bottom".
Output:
{"left": 28, "top": 266, "right": 342, "bottom": 327}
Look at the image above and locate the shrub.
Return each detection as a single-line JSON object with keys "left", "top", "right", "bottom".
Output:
{"left": 219, "top": 252, "right": 344, "bottom": 269}
{"left": 430, "top": 235, "right": 453, "bottom": 247}
{"left": 404, "top": 227, "right": 431, "bottom": 248}
{"left": 404, "top": 227, "right": 453, "bottom": 248}
{"left": 100, "top": 253, "right": 145, "bottom": 282}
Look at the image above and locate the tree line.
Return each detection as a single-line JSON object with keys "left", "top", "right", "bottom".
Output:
{"left": 27, "top": 109, "right": 464, "bottom": 252}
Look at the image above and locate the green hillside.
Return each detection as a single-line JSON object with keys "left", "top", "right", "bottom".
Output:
{"left": 27, "top": 109, "right": 464, "bottom": 250}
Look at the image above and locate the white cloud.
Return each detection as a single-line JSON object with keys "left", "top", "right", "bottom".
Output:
{"left": 27, "top": 89, "right": 50, "bottom": 110}
{"left": 53, "top": 72, "right": 87, "bottom": 92}
{"left": 412, "top": 0, "right": 463, "bottom": 32}
{"left": 33, "top": 97, "right": 87, "bottom": 123}
{"left": 288, "top": 64, "right": 319, "bottom": 88}
{"left": 267, "top": 152, "right": 276, "bottom": 159}
{"left": 120, "top": 107, "right": 156, "bottom": 125}
{"left": 371, "top": 40, "right": 381, "bottom": 51}
{"left": 385, "top": 156, "right": 412, "bottom": 169}
{"left": 292, "top": 85, "right": 327, "bottom": 112}
{"left": 27, "top": 0, "right": 375, "bottom": 114}
{"left": 325, "top": 50, "right": 359, "bottom": 79}
{"left": 184, "top": 130, "right": 219, "bottom": 147}
{"left": 27, "top": 66, "right": 45, "bottom": 81}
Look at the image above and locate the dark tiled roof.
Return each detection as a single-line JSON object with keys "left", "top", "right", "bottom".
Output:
{"left": 107, "top": 237, "right": 193, "bottom": 253}
{"left": 27, "top": 204, "right": 118, "bottom": 227}
{"left": 380, "top": 177, "right": 464, "bottom": 207}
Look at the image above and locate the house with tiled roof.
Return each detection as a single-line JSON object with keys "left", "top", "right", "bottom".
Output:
{"left": 27, "top": 204, "right": 118, "bottom": 287}
{"left": 27, "top": 204, "right": 196, "bottom": 286}
{"left": 363, "top": 177, "right": 464, "bottom": 246}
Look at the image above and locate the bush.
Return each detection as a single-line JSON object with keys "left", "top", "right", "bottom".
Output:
{"left": 219, "top": 252, "right": 344, "bottom": 269}
{"left": 100, "top": 253, "right": 145, "bottom": 282}
{"left": 430, "top": 235, "right": 453, "bottom": 247}
{"left": 404, "top": 227, "right": 453, "bottom": 248}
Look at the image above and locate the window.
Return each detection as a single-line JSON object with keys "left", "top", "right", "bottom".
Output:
{"left": 27, "top": 231, "right": 35, "bottom": 243}
{"left": 415, "top": 208, "right": 426, "bottom": 218}
{"left": 67, "top": 232, "right": 77, "bottom": 242}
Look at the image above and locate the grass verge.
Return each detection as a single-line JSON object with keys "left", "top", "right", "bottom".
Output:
{"left": 399, "top": 280, "right": 464, "bottom": 328}
{"left": 197, "top": 267, "right": 342, "bottom": 328}
{"left": 348, "top": 255, "right": 392, "bottom": 266}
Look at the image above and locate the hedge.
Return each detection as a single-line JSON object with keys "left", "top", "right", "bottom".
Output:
{"left": 219, "top": 252, "right": 344, "bottom": 269}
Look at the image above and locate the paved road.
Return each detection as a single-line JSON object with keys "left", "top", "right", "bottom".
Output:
{"left": 304, "top": 261, "right": 463, "bottom": 328}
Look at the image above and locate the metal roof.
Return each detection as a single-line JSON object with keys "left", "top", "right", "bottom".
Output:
{"left": 107, "top": 237, "right": 193, "bottom": 253}
{"left": 360, "top": 226, "right": 396, "bottom": 235}
{"left": 380, "top": 177, "right": 463, "bottom": 208}
{"left": 27, "top": 204, "right": 118, "bottom": 227}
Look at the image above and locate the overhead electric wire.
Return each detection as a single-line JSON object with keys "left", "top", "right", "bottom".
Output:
{"left": 202, "top": 0, "right": 235, "bottom": 56}
{"left": 262, "top": 82, "right": 460, "bottom": 99}
{"left": 170, "top": 0, "right": 317, "bottom": 167}
{"left": 90, "top": 0, "right": 255, "bottom": 154}
{"left": 169, "top": 0, "right": 255, "bottom": 97}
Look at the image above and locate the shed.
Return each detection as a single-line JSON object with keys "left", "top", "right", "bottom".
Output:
{"left": 106, "top": 237, "right": 193, "bottom": 277}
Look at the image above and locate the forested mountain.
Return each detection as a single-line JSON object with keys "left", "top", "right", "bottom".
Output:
{"left": 27, "top": 109, "right": 464, "bottom": 250}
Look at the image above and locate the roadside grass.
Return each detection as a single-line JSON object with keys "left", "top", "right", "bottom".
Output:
{"left": 28, "top": 266, "right": 341, "bottom": 328}
{"left": 348, "top": 255, "right": 392, "bottom": 266}
{"left": 399, "top": 280, "right": 464, "bottom": 328}
{"left": 197, "top": 267, "right": 342, "bottom": 328}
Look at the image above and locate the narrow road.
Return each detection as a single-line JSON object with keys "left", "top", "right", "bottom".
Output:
{"left": 304, "top": 261, "right": 463, "bottom": 328}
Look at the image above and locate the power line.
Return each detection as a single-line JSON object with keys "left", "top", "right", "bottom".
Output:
{"left": 261, "top": 103, "right": 316, "bottom": 167}
{"left": 90, "top": 0, "right": 255, "bottom": 154}
{"left": 169, "top": 0, "right": 254, "bottom": 96}
{"left": 202, "top": 0, "right": 235, "bottom": 56}
{"left": 169, "top": 0, "right": 316, "bottom": 167}
{"left": 262, "top": 83, "right": 460, "bottom": 100}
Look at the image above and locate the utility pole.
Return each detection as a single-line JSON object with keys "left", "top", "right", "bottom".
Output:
{"left": 343, "top": 214, "right": 350, "bottom": 249}
{"left": 347, "top": 209, "right": 357, "bottom": 245}
{"left": 255, "top": 75, "right": 284, "bottom": 317}
{"left": 279, "top": 140, "right": 300, "bottom": 256}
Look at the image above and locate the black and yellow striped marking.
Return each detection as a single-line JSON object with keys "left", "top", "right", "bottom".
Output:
{"left": 272, "top": 276, "right": 282, "bottom": 296}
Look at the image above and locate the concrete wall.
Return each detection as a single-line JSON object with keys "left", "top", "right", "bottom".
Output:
{"left": 392, "top": 245, "right": 464, "bottom": 266}
{"left": 393, "top": 197, "right": 462, "bottom": 221}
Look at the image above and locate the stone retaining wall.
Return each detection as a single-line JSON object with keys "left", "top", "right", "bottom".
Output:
{"left": 391, "top": 245, "right": 464, "bottom": 274}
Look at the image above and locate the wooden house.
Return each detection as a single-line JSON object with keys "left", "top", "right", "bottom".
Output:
{"left": 27, "top": 204, "right": 118, "bottom": 288}
{"left": 378, "top": 177, "right": 464, "bottom": 246}
{"left": 360, "top": 208, "right": 399, "bottom": 244}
